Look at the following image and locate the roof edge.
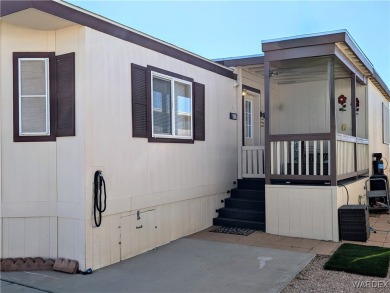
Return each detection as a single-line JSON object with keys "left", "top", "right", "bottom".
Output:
{"left": 0, "top": 0, "right": 235, "bottom": 80}
{"left": 214, "top": 55, "right": 264, "bottom": 67}
{"left": 262, "top": 30, "right": 389, "bottom": 99}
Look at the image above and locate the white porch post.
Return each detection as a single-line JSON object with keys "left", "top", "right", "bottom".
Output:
{"left": 236, "top": 67, "right": 243, "bottom": 179}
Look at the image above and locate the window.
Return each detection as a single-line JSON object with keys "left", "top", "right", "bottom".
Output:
{"left": 131, "top": 63, "right": 205, "bottom": 142}
{"left": 13, "top": 52, "right": 75, "bottom": 142}
{"left": 151, "top": 72, "right": 192, "bottom": 139}
{"left": 383, "top": 102, "right": 390, "bottom": 144}
{"left": 18, "top": 58, "right": 50, "bottom": 136}
{"left": 245, "top": 100, "right": 253, "bottom": 138}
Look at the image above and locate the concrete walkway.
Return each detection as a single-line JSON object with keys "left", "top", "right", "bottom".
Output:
{"left": 1, "top": 238, "right": 314, "bottom": 293}
{"left": 190, "top": 214, "right": 390, "bottom": 253}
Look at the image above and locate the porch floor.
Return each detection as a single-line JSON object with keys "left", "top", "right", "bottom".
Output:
{"left": 188, "top": 214, "right": 390, "bottom": 255}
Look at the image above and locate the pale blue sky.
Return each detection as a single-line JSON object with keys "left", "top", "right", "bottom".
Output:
{"left": 66, "top": 0, "right": 390, "bottom": 86}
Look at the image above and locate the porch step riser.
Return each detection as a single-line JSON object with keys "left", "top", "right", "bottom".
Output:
{"left": 213, "top": 218, "right": 265, "bottom": 231}
{"left": 238, "top": 179, "right": 265, "bottom": 190}
{"left": 231, "top": 189, "right": 265, "bottom": 200}
{"left": 219, "top": 209, "right": 265, "bottom": 222}
{"left": 225, "top": 198, "right": 265, "bottom": 210}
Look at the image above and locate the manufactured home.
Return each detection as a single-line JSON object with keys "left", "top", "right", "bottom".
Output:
{"left": 1, "top": 0, "right": 389, "bottom": 270}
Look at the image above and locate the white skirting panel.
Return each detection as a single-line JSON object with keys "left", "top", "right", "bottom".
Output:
{"left": 57, "top": 218, "right": 86, "bottom": 270}
{"left": 2, "top": 217, "right": 57, "bottom": 258}
{"left": 85, "top": 192, "right": 229, "bottom": 270}
{"left": 266, "top": 185, "right": 338, "bottom": 241}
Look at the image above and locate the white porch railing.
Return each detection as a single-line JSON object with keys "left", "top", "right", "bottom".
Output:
{"left": 242, "top": 146, "right": 265, "bottom": 178}
{"left": 270, "top": 139, "right": 330, "bottom": 176}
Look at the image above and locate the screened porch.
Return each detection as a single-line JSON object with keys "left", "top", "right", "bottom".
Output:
{"left": 264, "top": 55, "right": 369, "bottom": 185}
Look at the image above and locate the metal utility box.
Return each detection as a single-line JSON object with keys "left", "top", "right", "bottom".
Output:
{"left": 338, "top": 205, "right": 369, "bottom": 242}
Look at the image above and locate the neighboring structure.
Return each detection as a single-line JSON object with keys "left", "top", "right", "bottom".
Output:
{"left": 1, "top": 0, "right": 389, "bottom": 271}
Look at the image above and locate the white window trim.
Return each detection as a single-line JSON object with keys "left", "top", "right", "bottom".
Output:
{"left": 18, "top": 58, "right": 50, "bottom": 136}
{"left": 245, "top": 99, "right": 253, "bottom": 138}
{"left": 151, "top": 71, "right": 193, "bottom": 139}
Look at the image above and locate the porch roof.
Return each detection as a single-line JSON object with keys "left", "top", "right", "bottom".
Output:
{"left": 262, "top": 30, "right": 390, "bottom": 100}
{"left": 214, "top": 54, "right": 264, "bottom": 67}
{"left": 215, "top": 31, "right": 390, "bottom": 100}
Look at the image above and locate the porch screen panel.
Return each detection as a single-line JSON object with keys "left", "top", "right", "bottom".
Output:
{"left": 153, "top": 77, "right": 171, "bottom": 135}
{"left": 269, "top": 57, "right": 331, "bottom": 135}
{"left": 356, "top": 82, "right": 367, "bottom": 139}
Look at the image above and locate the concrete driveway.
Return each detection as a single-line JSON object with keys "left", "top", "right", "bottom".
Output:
{"left": 1, "top": 238, "right": 314, "bottom": 293}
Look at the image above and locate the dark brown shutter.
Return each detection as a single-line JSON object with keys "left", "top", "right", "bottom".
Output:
{"left": 193, "top": 82, "right": 205, "bottom": 141}
{"left": 56, "top": 52, "right": 75, "bottom": 137}
{"left": 131, "top": 64, "right": 148, "bottom": 137}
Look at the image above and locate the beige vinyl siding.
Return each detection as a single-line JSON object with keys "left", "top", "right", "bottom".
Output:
{"left": 55, "top": 25, "right": 87, "bottom": 269}
{"left": 82, "top": 27, "right": 236, "bottom": 269}
{"left": 0, "top": 22, "right": 86, "bottom": 266}
{"left": 266, "top": 185, "right": 338, "bottom": 241}
{"left": 368, "top": 80, "right": 390, "bottom": 173}
{"left": 87, "top": 193, "right": 229, "bottom": 270}
{"left": 0, "top": 21, "right": 57, "bottom": 259}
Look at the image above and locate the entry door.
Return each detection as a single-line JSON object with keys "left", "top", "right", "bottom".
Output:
{"left": 243, "top": 92, "right": 263, "bottom": 146}
{"left": 244, "top": 98, "right": 254, "bottom": 146}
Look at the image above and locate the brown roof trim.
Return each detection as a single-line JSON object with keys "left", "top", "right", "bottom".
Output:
{"left": 215, "top": 55, "right": 264, "bottom": 67}
{"left": 262, "top": 31, "right": 374, "bottom": 72}
{"left": 262, "top": 31, "right": 390, "bottom": 99}
{"left": 0, "top": 0, "right": 33, "bottom": 16}
{"left": 373, "top": 69, "right": 390, "bottom": 97}
{"left": 242, "top": 85, "right": 260, "bottom": 94}
{"left": 264, "top": 44, "right": 335, "bottom": 62}
{"left": 0, "top": 0, "right": 235, "bottom": 80}
{"left": 262, "top": 32, "right": 346, "bottom": 52}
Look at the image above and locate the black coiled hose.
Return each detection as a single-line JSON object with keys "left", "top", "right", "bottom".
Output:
{"left": 94, "top": 170, "right": 107, "bottom": 227}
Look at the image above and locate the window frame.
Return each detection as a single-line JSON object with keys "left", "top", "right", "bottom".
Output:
{"left": 245, "top": 99, "right": 253, "bottom": 138}
{"left": 147, "top": 66, "right": 194, "bottom": 144}
{"left": 151, "top": 71, "right": 193, "bottom": 139}
{"left": 13, "top": 52, "right": 56, "bottom": 142}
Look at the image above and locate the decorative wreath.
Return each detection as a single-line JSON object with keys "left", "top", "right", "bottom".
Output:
{"left": 356, "top": 97, "right": 360, "bottom": 113}
{"left": 338, "top": 94, "right": 347, "bottom": 112}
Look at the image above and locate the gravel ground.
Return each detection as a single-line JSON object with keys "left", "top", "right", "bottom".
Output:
{"left": 282, "top": 255, "right": 390, "bottom": 293}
